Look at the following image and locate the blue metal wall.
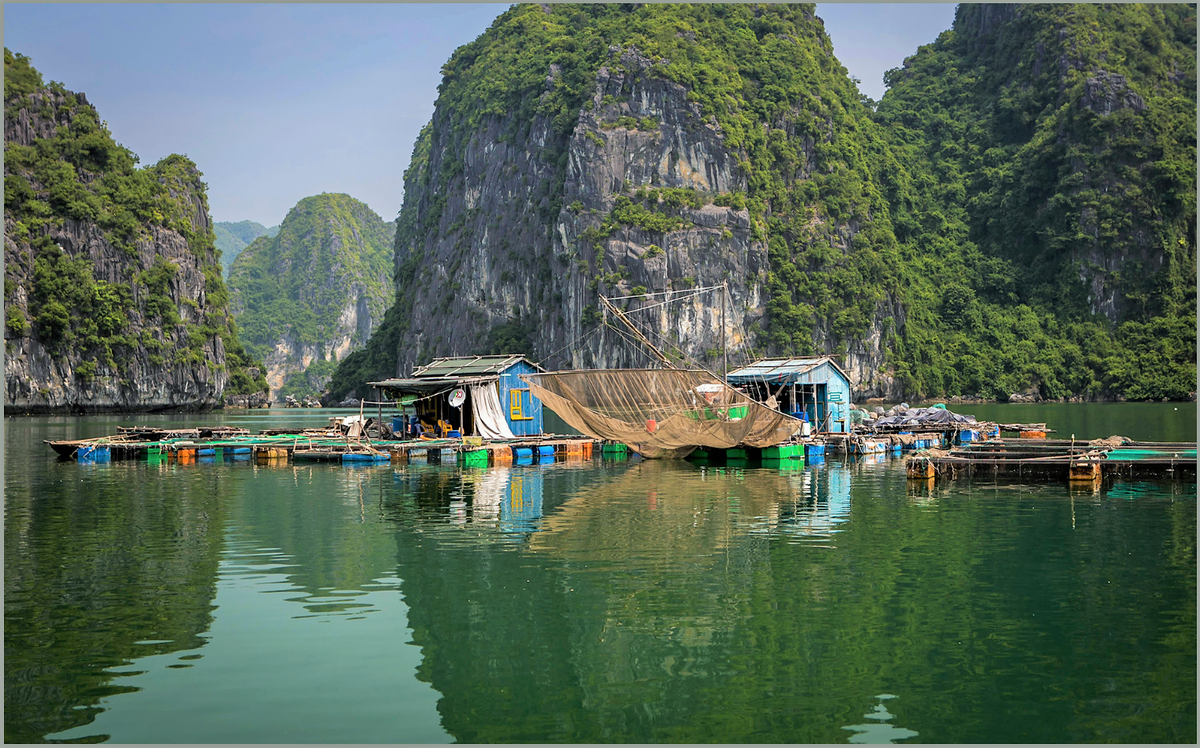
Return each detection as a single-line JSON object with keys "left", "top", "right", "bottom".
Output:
{"left": 728, "top": 360, "right": 852, "bottom": 433}
{"left": 498, "top": 360, "right": 544, "bottom": 436}
{"left": 818, "top": 362, "right": 851, "bottom": 433}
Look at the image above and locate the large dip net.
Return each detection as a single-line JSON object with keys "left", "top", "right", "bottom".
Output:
{"left": 521, "top": 369, "right": 800, "bottom": 458}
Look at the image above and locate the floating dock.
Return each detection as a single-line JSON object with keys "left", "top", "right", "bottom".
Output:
{"left": 48, "top": 427, "right": 602, "bottom": 468}
{"left": 906, "top": 438, "right": 1196, "bottom": 482}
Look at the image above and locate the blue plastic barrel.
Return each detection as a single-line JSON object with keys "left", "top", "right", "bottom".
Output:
{"left": 78, "top": 445, "right": 111, "bottom": 463}
{"left": 198, "top": 448, "right": 216, "bottom": 456}
{"left": 514, "top": 447, "right": 533, "bottom": 458}
{"left": 232, "top": 447, "right": 252, "bottom": 455}
{"left": 538, "top": 445, "right": 555, "bottom": 456}
{"left": 343, "top": 453, "right": 389, "bottom": 463}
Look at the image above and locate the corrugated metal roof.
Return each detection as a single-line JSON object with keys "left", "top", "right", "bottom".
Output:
{"left": 367, "top": 377, "right": 473, "bottom": 395}
{"left": 410, "top": 354, "right": 543, "bottom": 378}
{"left": 726, "top": 357, "right": 850, "bottom": 383}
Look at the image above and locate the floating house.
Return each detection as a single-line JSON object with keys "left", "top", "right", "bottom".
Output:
{"left": 725, "top": 357, "right": 852, "bottom": 433}
{"left": 370, "top": 354, "right": 545, "bottom": 438}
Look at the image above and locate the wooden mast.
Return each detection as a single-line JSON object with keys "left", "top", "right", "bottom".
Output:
{"left": 721, "top": 281, "right": 728, "bottom": 382}
{"left": 600, "top": 294, "right": 677, "bottom": 369}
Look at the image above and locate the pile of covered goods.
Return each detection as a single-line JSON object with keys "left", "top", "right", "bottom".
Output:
{"left": 851, "top": 403, "right": 979, "bottom": 432}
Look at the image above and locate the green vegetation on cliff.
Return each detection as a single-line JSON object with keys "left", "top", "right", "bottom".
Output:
{"left": 331, "top": 4, "right": 909, "bottom": 398}
{"left": 227, "top": 193, "right": 396, "bottom": 397}
{"left": 4, "top": 49, "right": 267, "bottom": 398}
{"left": 215, "top": 220, "right": 279, "bottom": 277}
{"left": 875, "top": 3, "right": 1196, "bottom": 399}
{"left": 330, "top": 3, "right": 1195, "bottom": 401}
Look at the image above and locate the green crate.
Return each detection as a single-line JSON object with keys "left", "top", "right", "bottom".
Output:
{"left": 725, "top": 448, "right": 749, "bottom": 460}
{"left": 460, "top": 449, "right": 489, "bottom": 467}
{"left": 601, "top": 442, "right": 629, "bottom": 453}
{"left": 762, "top": 444, "right": 803, "bottom": 460}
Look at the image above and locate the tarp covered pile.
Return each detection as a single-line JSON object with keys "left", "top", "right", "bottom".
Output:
{"left": 870, "top": 406, "right": 977, "bottom": 430}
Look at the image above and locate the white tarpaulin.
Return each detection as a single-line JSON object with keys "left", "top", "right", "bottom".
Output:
{"left": 471, "top": 384, "right": 516, "bottom": 439}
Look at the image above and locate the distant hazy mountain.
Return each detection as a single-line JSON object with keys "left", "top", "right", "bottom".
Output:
{"left": 226, "top": 194, "right": 396, "bottom": 398}
{"left": 215, "top": 220, "right": 280, "bottom": 276}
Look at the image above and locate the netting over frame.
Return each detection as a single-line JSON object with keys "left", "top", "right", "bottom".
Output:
{"left": 522, "top": 369, "right": 800, "bottom": 458}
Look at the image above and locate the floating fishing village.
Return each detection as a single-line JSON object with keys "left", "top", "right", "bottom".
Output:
{"left": 8, "top": 3, "right": 1198, "bottom": 743}
{"left": 49, "top": 351, "right": 1197, "bottom": 485}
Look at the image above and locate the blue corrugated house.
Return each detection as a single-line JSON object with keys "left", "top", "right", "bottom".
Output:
{"left": 370, "top": 354, "right": 545, "bottom": 437}
{"left": 725, "top": 357, "right": 853, "bottom": 433}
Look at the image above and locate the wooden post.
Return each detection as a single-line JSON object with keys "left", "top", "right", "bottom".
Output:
{"left": 721, "top": 281, "right": 728, "bottom": 382}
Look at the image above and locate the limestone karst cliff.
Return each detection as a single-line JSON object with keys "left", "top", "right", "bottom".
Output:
{"left": 3, "top": 49, "right": 267, "bottom": 412}
{"left": 330, "top": 4, "right": 908, "bottom": 401}
{"left": 331, "top": 3, "right": 1194, "bottom": 403}
{"left": 215, "top": 220, "right": 279, "bottom": 277}
{"left": 875, "top": 3, "right": 1195, "bottom": 400}
{"left": 227, "top": 194, "right": 395, "bottom": 398}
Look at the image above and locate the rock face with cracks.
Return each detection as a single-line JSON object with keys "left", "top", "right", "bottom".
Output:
{"left": 4, "top": 51, "right": 265, "bottom": 412}
{"left": 331, "top": 6, "right": 906, "bottom": 401}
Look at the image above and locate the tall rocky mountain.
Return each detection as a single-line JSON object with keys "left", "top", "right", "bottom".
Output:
{"left": 215, "top": 220, "right": 279, "bottom": 277}
{"left": 875, "top": 3, "right": 1196, "bottom": 400}
{"left": 226, "top": 193, "right": 396, "bottom": 397}
{"left": 330, "top": 3, "right": 912, "bottom": 401}
{"left": 3, "top": 50, "right": 268, "bottom": 412}
{"left": 325, "top": 3, "right": 1193, "bottom": 403}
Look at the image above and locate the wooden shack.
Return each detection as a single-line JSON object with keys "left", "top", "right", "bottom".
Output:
{"left": 370, "top": 354, "right": 546, "bottom": 438}
{"left": 725, "top": 357, "right": 853, "bottom": 433}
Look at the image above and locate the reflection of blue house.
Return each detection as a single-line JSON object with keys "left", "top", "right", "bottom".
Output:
{"left": 500, "top": 469, "right": 543, "bottom": 535}
{"left": 725, "top": 357, "right": 853, "bottom": 433}
{"left": 778, "top": 461, "right": 852, "bottom": 538}
{"left": 371, "top": 354, "right": 545, "bottom": 437}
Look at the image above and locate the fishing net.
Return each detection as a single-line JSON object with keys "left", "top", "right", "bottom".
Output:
{"left": 521, "top": 369, "right": 800, "bottom": 458}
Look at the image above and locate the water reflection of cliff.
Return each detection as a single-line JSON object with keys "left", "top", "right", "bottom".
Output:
{"left": 4, "top": 462, "right": 227, "bottom": 743}
{"left": 387, "top": 460, "right": 861, "bottom": 742}
{"left": 387, "top": 460, "right": 1195, "bottom": 743}
{"left": 228, "top": 465, "right": 402, "bottom": 617}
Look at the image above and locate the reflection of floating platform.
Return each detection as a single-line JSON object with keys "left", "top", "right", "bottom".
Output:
{"left": 906, "top": 438, "right": 1196, "bottom": 482}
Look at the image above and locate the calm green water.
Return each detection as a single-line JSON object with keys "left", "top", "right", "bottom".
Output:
{"left": 5, "top": 405, "right": 1196, "bottom": 743}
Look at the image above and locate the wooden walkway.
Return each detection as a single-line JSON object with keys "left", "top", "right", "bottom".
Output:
{"left": 906, "top": 438, "right": 1196, "bottom": 482}
{"left": 48, "top": 428, "right": 601, "bottom": 466}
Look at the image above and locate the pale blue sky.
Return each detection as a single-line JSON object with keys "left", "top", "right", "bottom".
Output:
{"left": 4, "top": 3, "right": 957, "bottom": 227}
